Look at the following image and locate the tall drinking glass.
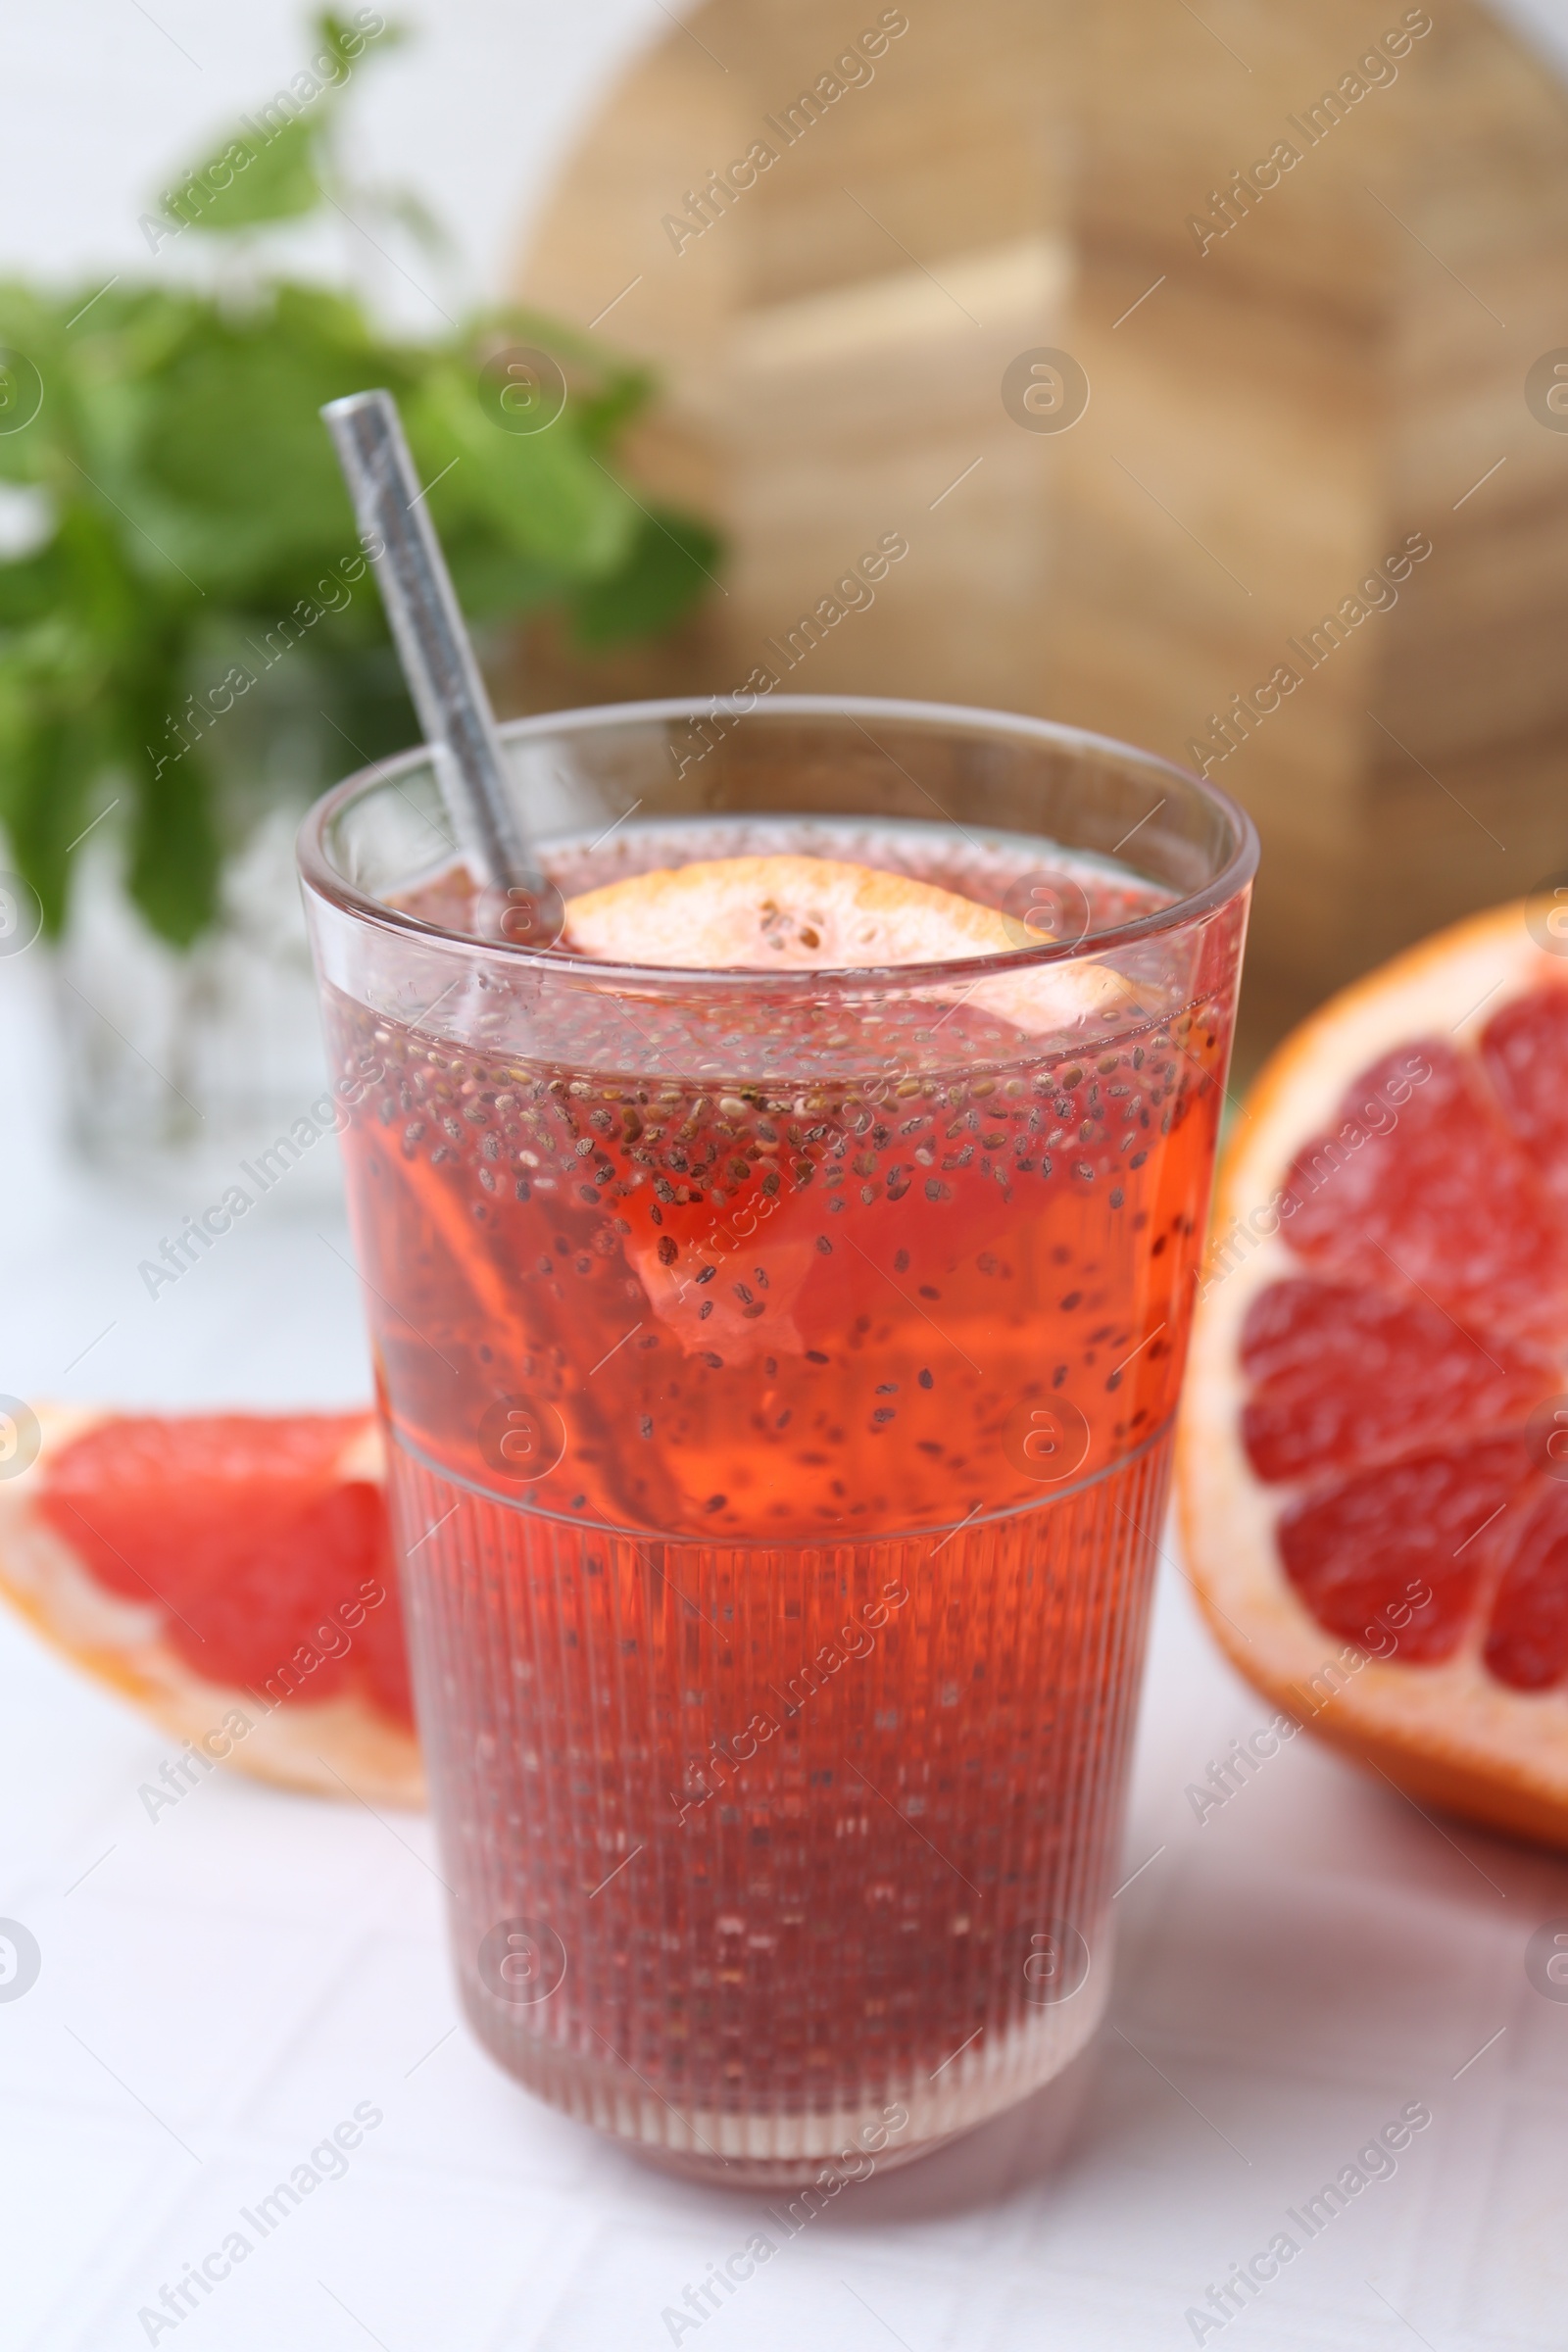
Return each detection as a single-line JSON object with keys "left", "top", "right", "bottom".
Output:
{"left": 298, "top": 697, "right": 1255, "bottom": 2182}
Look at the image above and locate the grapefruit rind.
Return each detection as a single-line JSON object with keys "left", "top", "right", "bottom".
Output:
{"left": 562, "top": 855, "right": 1138, "bottom": 1037}
{"left": 0, "top": 1404, "right": 424, "bottom": 1808}
{"left": 1179, "top": 902, "right": 1568, "bottom": 1849}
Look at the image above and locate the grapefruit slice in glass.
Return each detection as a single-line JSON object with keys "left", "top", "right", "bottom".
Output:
{"left": 1180, "top": 901, "right": 1568, "bottom": 1847}
{"left": 0, "top": 1406, "right": 421, "bottom": 1806}
{"left": 561, "top": 853, "right": 1136, "bottom": 1031}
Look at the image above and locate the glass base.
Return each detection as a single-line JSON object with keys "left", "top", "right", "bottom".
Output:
{"left": 463, "top": 1967, "right": 1108, "bottom": 2185}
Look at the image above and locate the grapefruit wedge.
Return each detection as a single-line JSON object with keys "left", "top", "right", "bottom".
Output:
{"left": 0, "top": 1406, "right": 422, "bottom": 1806}
{"left": 1180, "top": 901, "right": 1568, "bottom": 1848}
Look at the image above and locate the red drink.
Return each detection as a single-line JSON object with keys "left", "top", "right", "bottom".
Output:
{"left": 302, "top": 706, "right": 1254, "bottom": 2178}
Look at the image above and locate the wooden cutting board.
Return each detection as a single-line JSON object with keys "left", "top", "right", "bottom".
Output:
{"left": 511, "top": 0, "right": 1568, "bottom": 1060}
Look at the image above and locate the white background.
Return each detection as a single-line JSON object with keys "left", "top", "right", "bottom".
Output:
{"left": 4, "top": 8, "right": 1568, "bottom": 2349}
{"left": 1, "top": 0, "right": 662, "bottom": 320}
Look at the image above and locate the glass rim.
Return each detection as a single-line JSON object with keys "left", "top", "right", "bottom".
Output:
{"left": 296, "top": 693, "right": 1259, "bottom": 991}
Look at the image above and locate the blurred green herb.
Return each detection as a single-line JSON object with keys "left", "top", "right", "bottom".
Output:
{"left": 0, "top": 10, "right": 720, "bottom": 948}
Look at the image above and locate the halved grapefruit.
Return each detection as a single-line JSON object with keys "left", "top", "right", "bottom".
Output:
{"left": 1180, "top": 901, "right": 1568, "bottom": 1848}
{"left": 0, "top": 1407, "right": 422, "bottom": 1806}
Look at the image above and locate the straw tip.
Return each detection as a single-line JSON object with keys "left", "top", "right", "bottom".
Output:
{"left": 319, "top": 388, "right": 397, "bottom": 427}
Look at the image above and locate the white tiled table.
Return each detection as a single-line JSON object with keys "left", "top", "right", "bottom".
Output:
{"left": 4, "top": 953, "right": 1566, "bottom": 2352}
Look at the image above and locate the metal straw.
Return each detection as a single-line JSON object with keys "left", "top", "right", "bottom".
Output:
{"left": 320, "top": 388, "right": 562, "bottom": 944}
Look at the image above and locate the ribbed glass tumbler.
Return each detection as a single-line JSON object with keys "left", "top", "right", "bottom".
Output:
{"left": 299, "top": 695, "right": 1255, "bottom": 2182}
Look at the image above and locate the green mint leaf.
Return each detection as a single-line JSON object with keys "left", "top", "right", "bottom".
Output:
{"left": 0, "top": 541, "right": 61, "bottom": 628}
{"left": 163, "top": 114, "right": 324, "bottom": 234}
{"left": 570, "top": 508, "right": 724, "bottom": 648}
{"left": 315, "top": 11, "right": 407, "bottom": 72}
{"left": 136, "top": 310, "right": 387, "bottom": 586}
{"left": 124, "top": 707, "right": 221, "bottom": 946}
{"left": 158, "top": 13, "right": 403, "bottom": 237}
{"left": 408, "top": 364, "right": 639, "bottom": 579}
{"left": 0, "top": 695, "right": 95, "bottom": 936}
